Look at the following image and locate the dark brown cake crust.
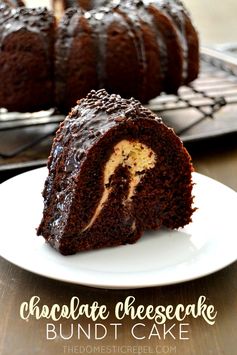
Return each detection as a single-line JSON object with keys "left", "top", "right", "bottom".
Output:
{"left": 0, "top": 7, "right": 55, "bottom": 112}
{"left": 0, "top": 0, "right": 198, "bottom": 113}
{"left": 150, "top": 0, "right": 199, "bottom": 84}
{"left": 55, "top": 0, "right": 199, "bottom": 112}
{"left": 37, "top": 89, "right": 194, "bottom": 255}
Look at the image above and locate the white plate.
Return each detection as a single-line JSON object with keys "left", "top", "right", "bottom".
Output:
{"left": 0, "top": 168, "right": 237, "bottom": 289}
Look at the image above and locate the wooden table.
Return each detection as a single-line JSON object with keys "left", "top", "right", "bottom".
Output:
{"left": 0, "top": 134, "right": 236, "bottom": 355}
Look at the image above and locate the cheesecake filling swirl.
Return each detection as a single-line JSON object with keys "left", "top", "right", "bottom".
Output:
{"left": 83, "top": 139, "right": 156, "bottom": 231}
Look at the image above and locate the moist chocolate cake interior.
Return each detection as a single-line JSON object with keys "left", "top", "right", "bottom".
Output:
{"left": 37, "top": 89, "right": 194, "bottom": 255}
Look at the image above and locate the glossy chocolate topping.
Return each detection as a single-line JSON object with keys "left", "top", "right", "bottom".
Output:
{"left": 147, "top": 0, "right": 190, "bottom": 79}
{"left": 56, "top": 0, "right": 197, "bottom": 106}
{"left": 0, "top": 7, "right": 54, "bottom": 55}
{"left": 38, "top": 88, "right": 194, "bottom": 255}
{"left": 42, "top": 89, "right": 164, "bottom": 236}
{"left": 50, "top": 89, "right": 162, "bottom": 177}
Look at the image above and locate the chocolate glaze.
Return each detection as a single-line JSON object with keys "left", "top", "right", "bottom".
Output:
{"left": 114, "top": 2, "right": 148, "bottom": 100}
{"left": 56, "top": 0, "right": 198, "bottom": 109}
{"left": 44, "top": 89, "right": 162, "bottom": 204}
{"left": 57, "top": 0, "right": 197, "bottom": 87}
{"left": 125, "top": 0, "right": 197, "bottom": 82}
{"left": 0, "top": 7, "right": 54, "bottom": 50}
{"left": 38, "top": 89, "right": 194, "bottom": 254}
{"left": 55, "top": 8, "right": 82, "bottom": 107}
{"left": 128, "top": 1, "right": 168, "bottom": 79}
{"left": 84, "top": 7, "right": 119, "bottom": 89}
{"left": 57, "top": 3, "right": 150, "bottom": 97}
{"left": 56, "top": 88, "right": 161, "bottom": 168}
{"left": 0, "top": 5, "right": 55, "bottom": 112}
{"left": 148, "top": 0, "right": 190, "bottom": 80}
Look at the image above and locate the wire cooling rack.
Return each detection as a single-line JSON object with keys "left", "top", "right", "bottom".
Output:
{"left": 1, "top": 47, "right": 237, "bottom": 174}
{"left": 150, "top": 47, "right": 237, "bottom": 141}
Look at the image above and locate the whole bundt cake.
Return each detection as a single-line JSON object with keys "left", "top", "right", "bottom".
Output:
{"left": 0, "top": 6, "right": 55, "bottom": 112}
{"left": 55, "top": 0, "right": 199, "bottom": 112}
{"left": 37, "top": 89, "right": 194, "bottom": 255}
{"left": 0, "top": 0, "right": 199, "bottom": 113}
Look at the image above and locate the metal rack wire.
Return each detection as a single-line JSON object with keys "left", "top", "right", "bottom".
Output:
{"left": 150, "top": 47, "right": 237, "bottom": 140}
{"left": 1, "top": 47, "right": 237, "bottom": 171}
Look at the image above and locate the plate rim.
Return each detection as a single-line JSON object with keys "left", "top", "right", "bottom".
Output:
{"left": 0, "top": 168, "right": 237, "bottom": 289}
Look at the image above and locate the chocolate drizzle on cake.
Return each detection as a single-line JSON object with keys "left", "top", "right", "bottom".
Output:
{"left": 55, "top": 0, "right": 199, "bottom": 112}
{"left": 57, "top": 89, "right": 161, "bottom": 173}
{"left": 38, "top": 89, "right": 195, "bottom": 255}
{"left": 0, "top": 7, "right": 54, "bottom": 43}
{"left": 0, "top": 0, "right": 198, "bottom": 113}
{"left": 0, "top": 5, "right": 55, "bottom": 112}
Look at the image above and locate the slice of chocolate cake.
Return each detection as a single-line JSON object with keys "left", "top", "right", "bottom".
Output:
{"left": 37, "top": 89, "right": 194, "bottom": 255}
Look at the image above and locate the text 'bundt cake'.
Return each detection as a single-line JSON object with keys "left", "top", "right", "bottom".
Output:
{"left": 37, "top": 89, "right": 194, "bottom": 255}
